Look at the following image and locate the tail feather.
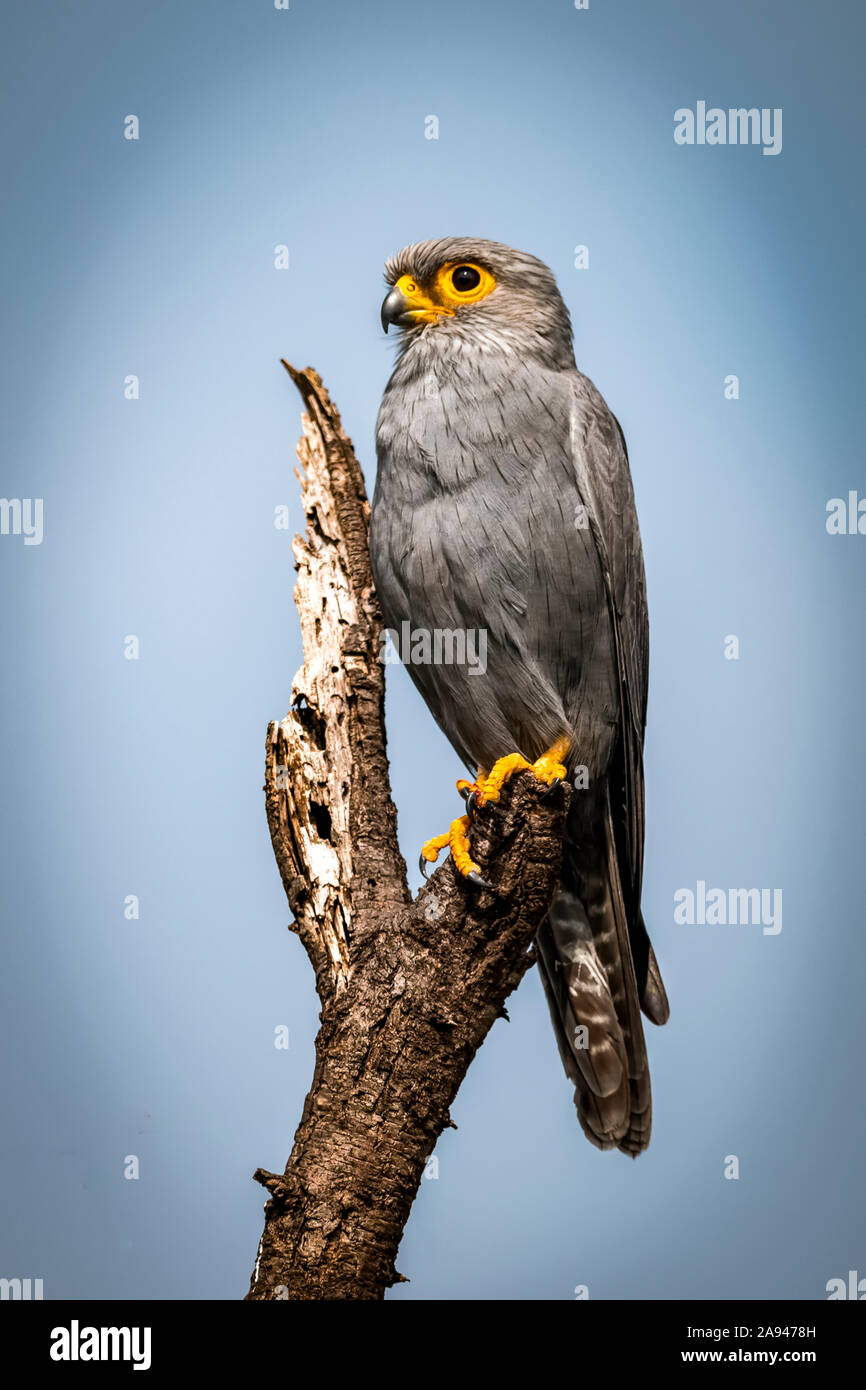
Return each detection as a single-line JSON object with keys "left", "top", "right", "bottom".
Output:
{"left": 642, "top": 937, "right": 670, "bottom": 1026}
{"left": 536, "top": 787, "right": 665, "bottom": 1155}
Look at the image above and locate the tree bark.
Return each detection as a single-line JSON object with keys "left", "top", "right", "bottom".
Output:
{"left": 245, "top": 363, "right": 569, "bottom": 1301}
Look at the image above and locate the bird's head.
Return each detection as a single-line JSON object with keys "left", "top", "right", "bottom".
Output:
{"left": 380, "top": 238, "right": 575, "bottom": 369}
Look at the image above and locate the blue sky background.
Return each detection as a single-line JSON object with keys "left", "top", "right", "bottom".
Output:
{"left": 1, "top": 0, "right": 863, "bottom": 1300}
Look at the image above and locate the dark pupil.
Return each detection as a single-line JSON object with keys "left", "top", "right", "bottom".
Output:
{"left": 452, "top": 265, "right": 481, "bottom": 292}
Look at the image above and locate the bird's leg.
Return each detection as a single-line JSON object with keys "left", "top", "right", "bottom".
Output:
{"left": 418, "top": 741, "right": 567, "bottom": 886}
{"left": 419, "top": 775, "right": 494, "bottom": 886}
{"left": 447, "top": 814, "right": 482, "bottom": 878}
{"left": 419, "top": 811, "right": 489, "bottom": 887}
{"left": 478, "top": 735, "right": 570, "bottom": 806}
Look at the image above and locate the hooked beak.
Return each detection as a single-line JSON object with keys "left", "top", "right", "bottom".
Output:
{"left": 381, "top": 286, "right": 410, "bottom": 333}
{"left": 380, "top": 274, "right": 452, "bottom": 333}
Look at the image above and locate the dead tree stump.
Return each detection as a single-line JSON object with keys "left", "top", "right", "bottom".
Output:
{"left": 245, "top": 363, "right": 569, "bottom": 1301}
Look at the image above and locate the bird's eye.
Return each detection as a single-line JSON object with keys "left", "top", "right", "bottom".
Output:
{"left": 432, "top": 260, "right": 496, "bottom": 309}
{"left": 451, "top": 265, "right": 481, "bottom": 293}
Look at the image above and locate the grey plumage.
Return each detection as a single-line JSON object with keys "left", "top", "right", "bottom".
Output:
{"left": 370, "top": 237, "right": 668, "bottom": 1154}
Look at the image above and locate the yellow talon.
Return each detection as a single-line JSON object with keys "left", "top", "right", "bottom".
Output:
{"left": 421, "top": 829, "right": 451, "bottom": 865}
{"left": 419, "top": 815, "right": 481, "bottom": 879}
{"left": 449, "top": 814, "right": 481, "bottom": 877}
{"left": 477, "top": 753, "right": 528, "bottom": 805}
{"left": 533, "top": 733, "right": 570, "bottom": 785}
{"left": 457, "top": 774, "right": 487, "bottom": 806}
{"left": 419, "top": 739, "right": 569, "bottom": 882}
{"left": 478, "top": 735, "right": 571, "bottom": 806}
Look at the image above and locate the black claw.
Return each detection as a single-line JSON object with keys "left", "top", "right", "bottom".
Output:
{"left": 466, "top": 870, "right": 493, "bottom": 891}
{"left": 540, "top": 777, "right": 562, "bottom": 800}
{"left": 419, "top": 853, "right": 431, "bottom": 880}
{"left": 465, "top": 789, "right": 479, "bottom": 820}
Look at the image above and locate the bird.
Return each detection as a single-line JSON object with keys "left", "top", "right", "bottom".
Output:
{"left": 370, "top": 238, "right": 669, "bottom": 1155}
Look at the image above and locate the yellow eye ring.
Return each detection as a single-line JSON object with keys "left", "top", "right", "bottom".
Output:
{"left": 433, "top": 261, "right": 496, "bottom": 308}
